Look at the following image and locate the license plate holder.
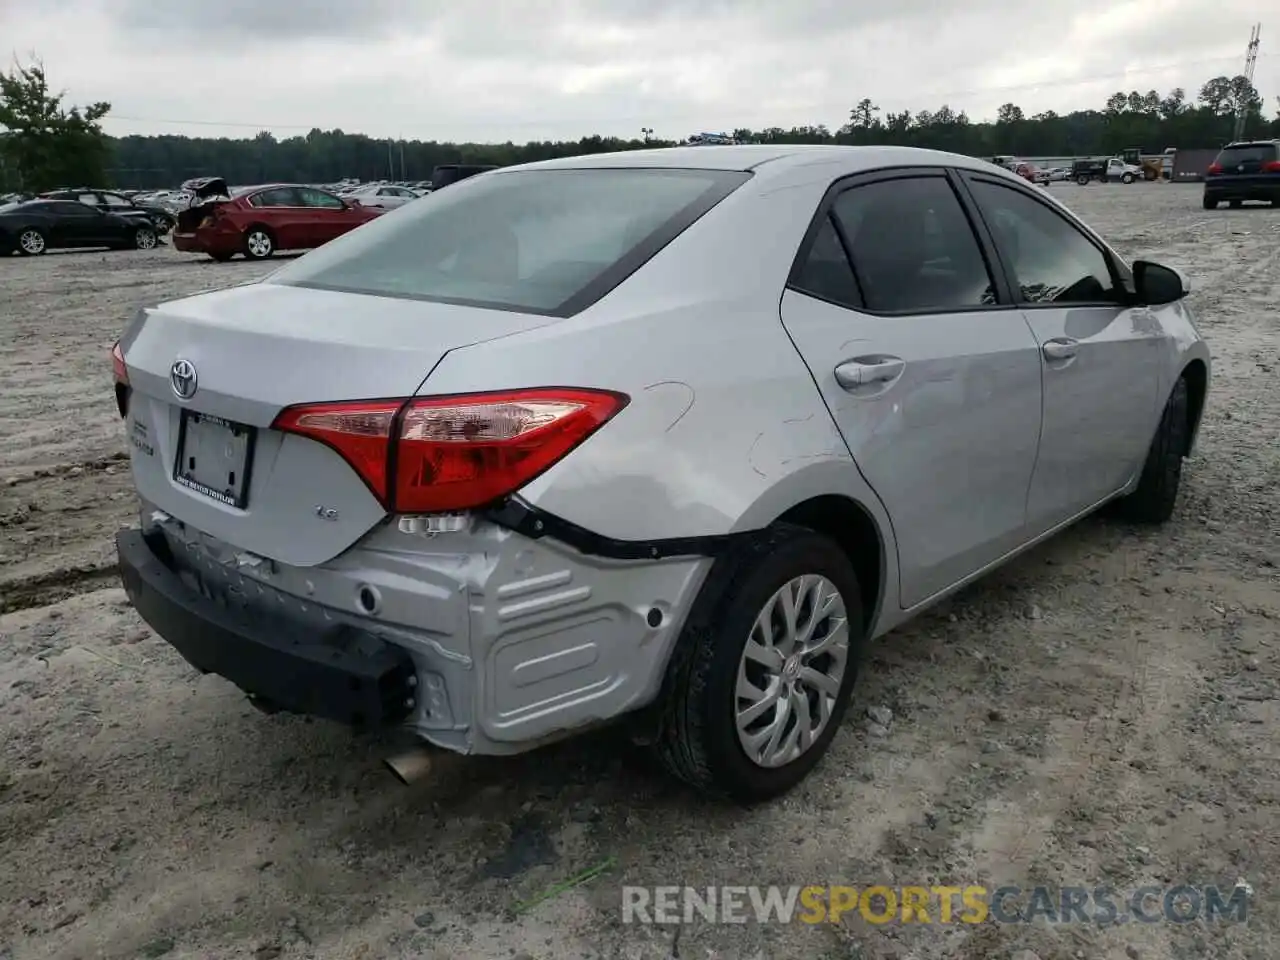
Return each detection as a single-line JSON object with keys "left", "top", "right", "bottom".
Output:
{"left": 173, "top": 410, "right": 256, "bottom": 508}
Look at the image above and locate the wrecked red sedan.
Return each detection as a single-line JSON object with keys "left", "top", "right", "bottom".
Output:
{"left": 173, "top": 178, "right": 382, "bottom": 261}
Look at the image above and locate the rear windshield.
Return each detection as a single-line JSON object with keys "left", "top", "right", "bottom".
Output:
{"left": 1215, "top": 143, "right": 1278, "bottom": 165}
{"left": 268, "top": 168, "right": 750, "bottom": 316}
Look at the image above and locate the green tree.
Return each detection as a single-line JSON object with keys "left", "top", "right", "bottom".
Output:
{"left": 0, "top": 58, "right": 111, "bottom": 192}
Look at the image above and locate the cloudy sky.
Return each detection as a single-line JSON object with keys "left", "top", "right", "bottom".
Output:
{"left": 1, "top": 0, "right": 1274, "bottom": 142}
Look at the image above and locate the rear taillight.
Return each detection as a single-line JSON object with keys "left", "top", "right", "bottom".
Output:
{"left": 272, "top": 388, "right": 628, "bottom": 513}
{"left": 111, "top": 341, "right": 128, "bottom": 385}
{"left": 111, "top": 340, "right": 130, "bottom": 418}
{"left": 1207, "top": 163, "right": 1223, "bottom": 174}
{"left": 1263, "top": 160, "right": 1280, "bottom": 172}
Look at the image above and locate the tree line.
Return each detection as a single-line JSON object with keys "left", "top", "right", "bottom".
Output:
{"left": 2, "top": 57, "right": 1277, "bottom": 193}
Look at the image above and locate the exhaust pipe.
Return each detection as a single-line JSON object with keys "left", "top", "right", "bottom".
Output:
{"left": 384, "top": 746, "right": 434, "bottom": 785}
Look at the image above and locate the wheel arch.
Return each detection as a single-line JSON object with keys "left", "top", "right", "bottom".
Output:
{"left": 1180, "top": 357, "right": 1209, "bottom": 456}
{"left": 775, "top": 494, "right": 886, "bottom": 635}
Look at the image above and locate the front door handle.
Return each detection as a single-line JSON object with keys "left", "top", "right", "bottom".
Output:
{"left": 834, "top": 357, "right": 906, "bottom": 390}
{"left": 1042, "top": 338, "right": 1079, "bottom": 361}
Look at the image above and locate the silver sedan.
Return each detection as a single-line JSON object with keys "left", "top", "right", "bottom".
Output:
{"left": 112, "top": 145, "right": 1209, "bottom": 803}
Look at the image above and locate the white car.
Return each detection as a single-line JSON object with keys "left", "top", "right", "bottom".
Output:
{"left": 344, "top": 184, "right": 422, "bottom": 210}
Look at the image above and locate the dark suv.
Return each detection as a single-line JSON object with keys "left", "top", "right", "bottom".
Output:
{"left": 1202, "top": 140, "right": 1280, "bottom": 209}
{"left": 40, "top": 189, "right": 177, "bottom": 232}
{"left": 429, "top": 164, "right": 499, "bottom": 189}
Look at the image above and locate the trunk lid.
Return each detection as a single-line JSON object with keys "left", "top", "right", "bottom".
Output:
{"left": 121, "top": 281, "right": 560, "bottom": 566}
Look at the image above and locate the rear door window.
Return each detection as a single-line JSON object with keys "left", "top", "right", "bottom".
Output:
{"left": 250, "top": 188, "right": 301, "bottom": 208}
{"left": 269, "top": 168, "right": 749, "bottom": 316}
{"left": 829, "top": 176, "right": 997, "bottom": 313}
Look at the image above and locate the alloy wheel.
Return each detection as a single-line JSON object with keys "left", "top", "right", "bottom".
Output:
{"left": 735, "top": 574, "right": 850, "bottom": 768}
{"left": 246, "top": 231, "right": 273, "bottom": 258}
{"left": 19, "top": 230, "right": 45, "bottom": 255}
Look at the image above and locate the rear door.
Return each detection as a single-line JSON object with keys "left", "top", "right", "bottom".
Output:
{"left": 779, "top": 168, "right": 1044, "bottom": 609}
{"left": 958, "top": 172, "right": 1161, "bottom": 532}
{"left": 246, "top": 187, "right": 310, "bottom": 249}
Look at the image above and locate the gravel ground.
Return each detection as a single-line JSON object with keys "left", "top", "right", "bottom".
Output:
{"left": 1, "top": 185, "right": 1277, "bottom": 960}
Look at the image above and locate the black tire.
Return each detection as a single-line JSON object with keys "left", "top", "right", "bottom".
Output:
{"left": 1203, "top": 196, "right": 1219, "bottom": 210}
{"left": 1111, "top": 377, "right": 1189, "bottom": 525}
{"left": 1076, "top": 174, "right": 1091, "bottom": 186}
{"left": 16, "top": 227, "right": 47, "bottom": 256}
{"left": 652, "top": 524, "right": 864, "bottom": 803}
{"left": 243, "top": 226, "right": 275, "bottom": 260}
{"left": 1121, "top": 173, "right": 1135, "bottom": 184}
{"left": 133, "top": 226, "right": 158, "bottom": 250}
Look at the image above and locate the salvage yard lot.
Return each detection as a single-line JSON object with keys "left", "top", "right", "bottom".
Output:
{"left": 1, "top": 184, "right": 1278, "bottom": 960}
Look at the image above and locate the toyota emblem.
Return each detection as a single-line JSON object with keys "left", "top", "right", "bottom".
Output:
{"left": 170, "top": 358, "right": 198, "bottom": 400}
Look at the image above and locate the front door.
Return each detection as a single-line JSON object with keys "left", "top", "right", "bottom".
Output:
{"left": 296, "top": 187, "right": 354, "bottom": 245}
{"left": 780, "top": 170, "right": 1044, "bottom": 609}
{"left": 959, "top": 173, "right": 1161, "bottom": 531}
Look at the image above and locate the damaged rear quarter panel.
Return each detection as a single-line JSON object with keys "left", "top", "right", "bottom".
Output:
{"left": 415, "top": 175, "right": 895, "bottom": 550}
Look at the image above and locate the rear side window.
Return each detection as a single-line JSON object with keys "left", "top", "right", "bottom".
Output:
{"left": 249, "top": 188, "right": 299, "bottom": 207}
{"left": 1213, "top": 143, "right": 1278, "bottom": 167}
{"left": 791, "top": 216, "right": 862, "bottom": 308}
{"left": 269, "top": 168, "right": 750, "bottom": 316}
{"left": 831, "top": 177, "right": 996, "bottom": 313}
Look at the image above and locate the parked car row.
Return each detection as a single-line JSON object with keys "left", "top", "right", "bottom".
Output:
{"left": 0, "top": 197, "right": 164, "bottom": 255}
{"left": 1, "top": 164, "right": 500, "bottom": 259}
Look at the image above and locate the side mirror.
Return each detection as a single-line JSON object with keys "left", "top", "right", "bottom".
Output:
{"left": 1132, "top": 260, "right": 1190, "bottom": 305}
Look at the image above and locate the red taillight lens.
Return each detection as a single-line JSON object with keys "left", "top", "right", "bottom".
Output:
{"left": 395, "top": 388, "right": 627, "bottom": 513}
{"left": 111, "top": 341, "right": 130, "bottom": 418}
{"left": 1263, "top": 160, "right": 1280, "bottom": 172}
{"left": 272, "top": 388, "right": 628, "bottom": 512}
{"left": 111, "top": 341, "right": 128, "bottom": 385}
{"left": 1207, "top": 163, "right": 1223, "bottom": 174}
{"left": 272, "top": 400, "right": 402, "bottom": 501}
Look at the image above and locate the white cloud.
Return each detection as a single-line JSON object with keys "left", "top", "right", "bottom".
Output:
{"left": 0, "top": 0, "right": 1272, "bottom": 141}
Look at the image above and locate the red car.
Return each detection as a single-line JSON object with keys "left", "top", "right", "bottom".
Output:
{"left": 173, "top": 178, "right": 382, "bottom": 261}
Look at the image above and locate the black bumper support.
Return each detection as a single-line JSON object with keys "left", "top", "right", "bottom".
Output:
{"left": 116, "top": 529, "right": 416, "bottom": 729}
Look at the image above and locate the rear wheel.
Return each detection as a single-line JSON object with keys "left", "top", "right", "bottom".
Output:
{"left": 133, "top": 226, "right": 158, "bottom": 250}
{"left": 17, "top": 228, "right": 46, "bottom": 256}
{"left": 1111, "top": 377, "right": 1189, "bottom": 525}
{"left": 1203, "top": 196, "right": 1219, "bottom": 210}
{"left": 243, "top": 227, "right": 275, "bottom": 260}
{"left": 1076, "top": 174, "right": 1091, "bottom": 186}
{"left": 653, "top": 525, "right": 864, "bottom": 803}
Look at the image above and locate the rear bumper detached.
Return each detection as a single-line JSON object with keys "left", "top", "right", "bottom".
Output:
{"left": 117, "top": 529, "right": 416, "bottom": 728}
{"left": 115, "top": 508, "right": 713, "bottom": 756}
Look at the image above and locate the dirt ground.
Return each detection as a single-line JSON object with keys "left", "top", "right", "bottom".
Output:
{"left": 1, "top": 184, "right": 1277, "bottom": 960}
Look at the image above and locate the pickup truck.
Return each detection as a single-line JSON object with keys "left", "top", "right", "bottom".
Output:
{"left": 1072, "top": 158, "right": 1143, "bottom": 184}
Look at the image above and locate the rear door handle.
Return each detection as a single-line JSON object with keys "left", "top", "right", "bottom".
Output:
{"left": 834, "top": 357, "right": 906, "bottom": 390}
{"left": 1042, "top": 338, "right": 1079, "bottom": 361}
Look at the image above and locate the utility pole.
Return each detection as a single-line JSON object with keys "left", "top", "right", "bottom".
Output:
{"left": 387, "top": 139, "right": 394, "bottom": 180}
{"left": 400, "top": 138, "right": 406, "bottom": 181}
{"left": 1232, "top": 23, "right": 1261, "bottom": 142}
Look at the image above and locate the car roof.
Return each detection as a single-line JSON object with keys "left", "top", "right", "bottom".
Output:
{"left": 501, "top": 144, "right": 1009, "bottom": 181}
